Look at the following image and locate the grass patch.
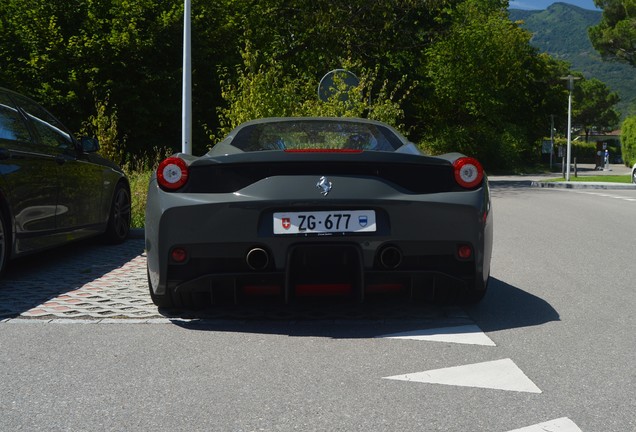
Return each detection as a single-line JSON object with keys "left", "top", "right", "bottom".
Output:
{"left": 544, "top": 175, "right": 632, "bottom": 183}
{"left": 123, "top": 147, "right": 174, "bottom": 228}
{"left": 128, "top": 169, "right": 152, "bottom": 228}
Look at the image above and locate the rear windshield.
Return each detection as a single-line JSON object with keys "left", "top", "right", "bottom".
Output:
{"left": 229, "top": 120, "right": 405, "bottom": 152}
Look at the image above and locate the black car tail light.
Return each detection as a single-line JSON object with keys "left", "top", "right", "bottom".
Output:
{"left": 157, "top": 157, "right": 189, "bottom": 191}
{"left": 453, "top": 157, "right": 484, "bottom": 189}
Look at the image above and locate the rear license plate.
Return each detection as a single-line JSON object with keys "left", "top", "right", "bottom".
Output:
{"left": 273, "top": 210, "right": 376, "bottom": 234}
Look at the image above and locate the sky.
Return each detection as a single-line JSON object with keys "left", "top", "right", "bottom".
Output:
{"left": 509, "top": 0, "right": 601, "bottom": 10}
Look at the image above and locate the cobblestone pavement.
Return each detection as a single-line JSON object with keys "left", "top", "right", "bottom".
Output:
{"left": 0, "top": 239, "right": 161, "bottom": 321}
{"left": 0, "top": 238, "right": 467, "bottom": 324}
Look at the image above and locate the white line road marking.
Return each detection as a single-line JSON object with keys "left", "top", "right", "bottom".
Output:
{"left": 378, "top": 324, "right": 496, "bottom": 346}
{"left": 384, "top": 358, "right": 542, "bottom": 393}
{"left": 506, "top": 417, "right": 582, "bottom": 432}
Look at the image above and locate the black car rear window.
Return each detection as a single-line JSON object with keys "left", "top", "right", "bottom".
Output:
{"left": 230, "top": 120, "right": 404, "bottom": 152}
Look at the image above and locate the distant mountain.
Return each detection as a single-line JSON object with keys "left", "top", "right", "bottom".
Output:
{"left": 509, "top": 2, "right": 635, "bottom": 119}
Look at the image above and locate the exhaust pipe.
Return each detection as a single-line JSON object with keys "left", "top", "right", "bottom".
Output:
{"left": 246, "top": 247, "right": 269, "bottom": 271}
{"left": 379, "top": 246, "right": 402, "bottom": 270}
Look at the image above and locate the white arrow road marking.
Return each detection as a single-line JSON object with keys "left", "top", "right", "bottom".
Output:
{"left": 506, "top": 417, "right": 582, "bottom": 432}
{"left": 378, "top": 324, "right": 496, "bottom": 346}
{"left": 384, "top": 358, "right": 542, "bottom": 393}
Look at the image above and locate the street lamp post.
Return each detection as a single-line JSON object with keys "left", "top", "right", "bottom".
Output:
{"left": 182, "top": 0, "right": 192, "bottom": 155}
{"left": 550, "top": 114, "right": 554, "bottom": 170}
{"left": 561, "top": 75, "right": 580, "bottom": 181}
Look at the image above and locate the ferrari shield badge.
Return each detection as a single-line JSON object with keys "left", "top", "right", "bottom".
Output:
{"left": 316, "top": 176, "right": 332, "bottom": 196}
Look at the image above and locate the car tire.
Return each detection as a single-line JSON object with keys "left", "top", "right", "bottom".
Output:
{"left": 632, "top": 169, "right": 636, "bottom": 184}
{"left": 147, "top": 268, "right": 174, "bottom": 308}
{"left": 102, "top": 182, "right": 131, "bottom": 244}
{"left": 0, "top": 210, "right": 8, "bottom": 276}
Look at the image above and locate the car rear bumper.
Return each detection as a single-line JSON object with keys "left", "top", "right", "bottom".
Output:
{"left": 145, "top": 183, "right": 492, "bottom": 306}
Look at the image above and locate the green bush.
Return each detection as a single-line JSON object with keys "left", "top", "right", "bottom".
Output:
{"left": 127, "top": 170, "right": 151, "bottom": 229}
{"left": 420, "top": 123, "right": 531, "bottom": 171}
{"left": 123, "top": 147, "right": 173, "bottom": 229}
{"left": 622, "top": 115, "right": 636, "bottom": 166}
{"left": 80, "top": 94, "right": 125, "bottom": 166}
{"left": 550, "top": 138, "right": 621, "bottom": 164}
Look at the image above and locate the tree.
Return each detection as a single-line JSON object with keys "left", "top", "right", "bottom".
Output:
{"left": 222, "top": 0, "right": 463, "bottom": 142}
{"left": 621, "top": 115, "right": 636, "bottom": 165}
{"left": 589, "top": 0, "right": 636, "bottom": 66}
{"left": 590, "top": 1, "right": 636, "bottom": 167}
{"left": 228, "top": 0, "right": 453, "bottom": 75}
{"left": 572, "top": 77, "right": 621, "bottom": 141}
{"left": 422, "top": 0, "right": 568, "bottom": 168}
{"left": 0, "top": 0, "right": 571, "bottom": 168}
{"left": 216, "top": 49, "right": 415, "bottom": 140}
{"left": 0, "top": 0, "right": 239, "bottom": 155}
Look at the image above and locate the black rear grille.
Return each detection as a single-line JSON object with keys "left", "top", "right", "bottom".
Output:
{"left": 182, "top": 161, "right": 456, "bottom": 194}
{"left": 168, "top": 242, "right": 476, "bottom": 309}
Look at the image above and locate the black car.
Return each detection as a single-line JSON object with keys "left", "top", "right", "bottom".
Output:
{"left": 145, "top": 117, "right": 492, "bottom": 308}
{"left": 0, "top": 87, "right": 131, "bottom": 275}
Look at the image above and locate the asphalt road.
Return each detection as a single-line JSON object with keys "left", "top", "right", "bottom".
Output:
{"left": 1, "top": 179, "right": 634, "bottom": 431}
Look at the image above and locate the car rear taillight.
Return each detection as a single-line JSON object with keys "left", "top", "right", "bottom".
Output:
{"left": 157, "top": 157, "right": 189, "bottom": 191}
{"left": 453, "top": 157, "right": 484, "bottom": 189}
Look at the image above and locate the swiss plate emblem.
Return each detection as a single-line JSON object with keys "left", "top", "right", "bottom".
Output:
{"left": 281, "top": 217, "right": 291, "bottom": 230}
{"left": 358, "top": 215, "right": 368, "bottom": 227}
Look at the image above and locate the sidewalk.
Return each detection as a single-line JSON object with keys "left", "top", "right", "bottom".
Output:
{"left": 490, "top": 163, "right": 636, "bottom": 190}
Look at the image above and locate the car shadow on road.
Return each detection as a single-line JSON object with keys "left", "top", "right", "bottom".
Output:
{"left": 0, "top": 238, "right": 145, "bottom": 318}
{"left": 464, "top": 277, "right": 561, "bottom": 333}
{"left": 167, "top": 277, "right": 560, "bottom": 339}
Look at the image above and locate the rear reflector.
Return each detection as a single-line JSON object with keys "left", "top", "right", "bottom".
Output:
{"left": 295, "top": 283, "right": 353, "bottom": 296}
{"left": 170, "top": 247, "right": 188, "bottom": 263}
{"left": 365, "top": 283, "right": 404, "bottom": 294}
{"left": 457, "top": 245, "right": 473, "bottom": 259}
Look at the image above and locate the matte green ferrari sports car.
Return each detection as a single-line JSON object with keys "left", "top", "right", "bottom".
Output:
{"left": 145, "top": 117, "right": 492, "bottom": 308}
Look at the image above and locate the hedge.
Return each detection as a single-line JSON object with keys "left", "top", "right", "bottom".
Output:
{"left": 622, "top": 115, "right": 636, "bottom": 167}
